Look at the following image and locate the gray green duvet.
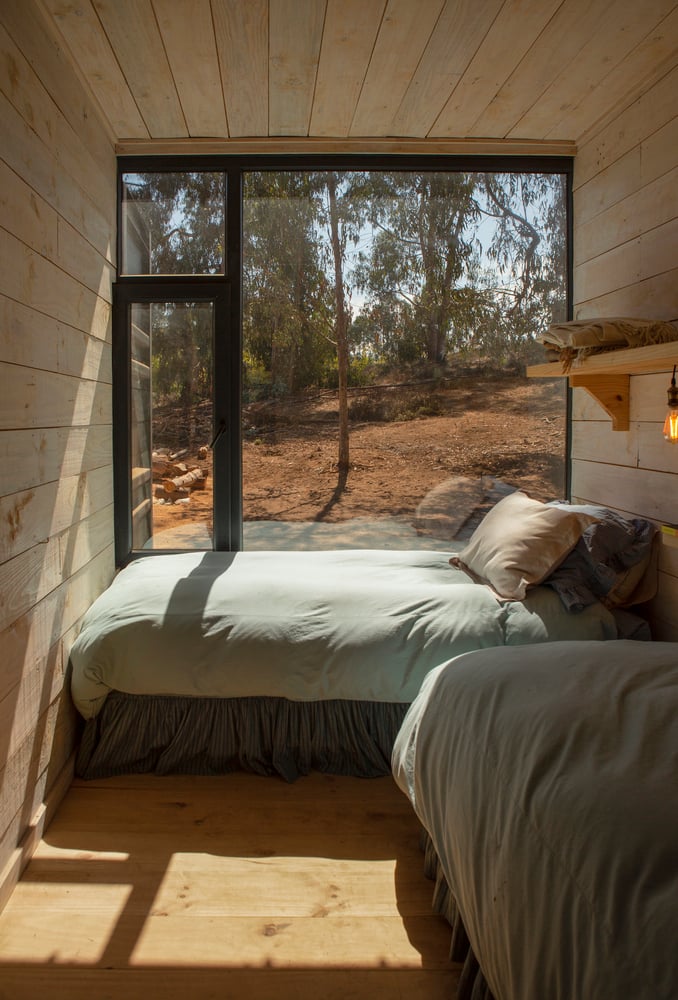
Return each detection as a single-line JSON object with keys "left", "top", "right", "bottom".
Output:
{"left": 70, "top": 549, "right": 618, "bottom": 720}
{"left": 392, "top": 639, "right": 678, "bottom": 999}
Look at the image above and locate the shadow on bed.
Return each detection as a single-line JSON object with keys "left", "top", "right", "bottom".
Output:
{"left": 161, "top": 550, "right": 238, "bottom": 623}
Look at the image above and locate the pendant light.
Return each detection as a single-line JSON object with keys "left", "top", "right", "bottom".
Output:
{"left": 663, "top": 364, "right": 678, "bottom": 443}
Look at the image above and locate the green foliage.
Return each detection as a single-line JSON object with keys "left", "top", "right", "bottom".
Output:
{"left": 129, "top": 167, "right": 568, "bottom": 423}
{"left": 347, "top": 396, "right": 390, "bottom": 422}
{"left": 243, "top": 172, "right": 335, "bottom": 395}
{"left": 149, "top": 301, "right": 213, "bottom": 412}
{"left": 245, "top": 168, "right": 490, "bottom": 394}
{"left": 396, "top": 394, "right": 445, "bottom": 420}
{"left": 242, "top": 352, "right": 272, "bottom": 403}
{"left": 348, "top": 354, "right": 376, "bottom": 387}
{"left": 348, "top": 389, "right": 444, "bottom": 423}
{"left": 124, "top": 173, "right": 222, "bottom": 423}
{"left": 123, "top": 170, "right": 225, "bottom": 275}
{"left": 352, "top": 170, "right": 566, "bottom": 369}
{"left": 318, "top": 357, "right": 339, "bottom": 390}
{"left": 353, "top": 172, "right": 482, "bottom": 364}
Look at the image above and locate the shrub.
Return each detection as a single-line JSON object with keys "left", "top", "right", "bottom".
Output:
{"left": 395, "top": 394, "right": 444, "bottom": 420}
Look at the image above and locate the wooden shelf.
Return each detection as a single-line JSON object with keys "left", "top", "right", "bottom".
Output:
{"left": 527, "top": 342, "right": 678, "bottom": 432}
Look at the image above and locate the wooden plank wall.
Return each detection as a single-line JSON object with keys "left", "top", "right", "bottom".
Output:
{"left": 0, "top": 0, "right": 116, "bottom": 910}
{"left": 572, "top": 63, "right": 678, "bottom": 640}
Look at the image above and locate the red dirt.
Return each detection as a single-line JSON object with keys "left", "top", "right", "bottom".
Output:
{"left": 151, "top": 371, "right": 566, "bottom": 541}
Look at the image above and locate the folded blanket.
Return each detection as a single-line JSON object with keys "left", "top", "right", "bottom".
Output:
{"left": 541, "top": 317, "right": 678, "bottom": 371}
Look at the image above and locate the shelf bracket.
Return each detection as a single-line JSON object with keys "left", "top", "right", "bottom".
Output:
{"left": 568, "top": 373, "right": 630, "bottom": 431}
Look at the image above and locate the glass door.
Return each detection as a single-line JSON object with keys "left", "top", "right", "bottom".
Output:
{"left": 113, "top": 285, "right": 233, "bottom": 561}
{"left": 114, "top": 165, "right": 238, "bottom": 563}
{"left": 130, "top": 299, "right": 215, "bottom": 550}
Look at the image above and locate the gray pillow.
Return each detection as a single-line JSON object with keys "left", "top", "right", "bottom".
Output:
{"left": 544, "top": 504, "right": 658, "bottom": 612}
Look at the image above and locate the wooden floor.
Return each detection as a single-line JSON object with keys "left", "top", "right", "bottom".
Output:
{"left": 0, "top": 771, "right": 460, "bottom": 999}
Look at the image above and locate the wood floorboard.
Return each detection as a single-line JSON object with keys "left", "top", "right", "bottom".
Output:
{"left": 0, "top": 772, "right": 460, "bottom": 999}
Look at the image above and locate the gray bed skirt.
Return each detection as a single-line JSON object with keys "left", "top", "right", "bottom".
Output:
{"left": 421, "top": 829, "right": 496, "bottom": 1000}
{"left": 75, "top": 692, "right": 410, "bottom": 782}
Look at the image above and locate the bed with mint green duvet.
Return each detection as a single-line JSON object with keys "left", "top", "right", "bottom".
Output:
{"left": 70, "top": 549, "right": 621, "bottom": 780}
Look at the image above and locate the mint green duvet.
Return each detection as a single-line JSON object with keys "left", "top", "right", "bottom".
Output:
{"left": 70, "top": 549, "right": 618, "bottom": 720}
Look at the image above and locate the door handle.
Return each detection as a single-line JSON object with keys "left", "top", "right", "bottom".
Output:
{"left": 209, "top": 419, "right": 227, "bottom": 449}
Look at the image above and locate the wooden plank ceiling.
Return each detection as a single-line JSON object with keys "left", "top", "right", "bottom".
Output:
{"left": 40, "top": 0, "right": 678, "bottom": 152}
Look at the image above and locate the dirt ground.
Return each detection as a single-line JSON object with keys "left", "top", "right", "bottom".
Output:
{"left": 151, "top": 371, "right": 566, "bottom": 541}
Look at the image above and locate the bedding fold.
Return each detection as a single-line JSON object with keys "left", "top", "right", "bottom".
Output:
{"left": 69, "top": 549, "right": 618, "bottom": 719}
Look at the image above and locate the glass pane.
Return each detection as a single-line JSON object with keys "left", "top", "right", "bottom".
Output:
{"left": 130, "top": 301, "right": 214, "bottom": 550}
{"left": 121, "top": 172, "right": 225, "bottom": 275}
{"left": 130, "top": 303, "right": 152, "bottom": 549}
{"left": 242, "top": 169, "right": 568, "bottom": 551}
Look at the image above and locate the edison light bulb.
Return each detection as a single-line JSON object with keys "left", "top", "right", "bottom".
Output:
{"left": 664, "top": 365, "right": 678, "bottom": 443}
{"left": 664, "top": 406, "right": 678, "bottom": 443}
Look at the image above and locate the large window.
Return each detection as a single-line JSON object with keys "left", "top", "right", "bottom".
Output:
{"left": 114, "top": 157, "right": 571, "bottom": 564}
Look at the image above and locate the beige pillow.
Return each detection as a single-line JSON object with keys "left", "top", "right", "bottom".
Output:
{"left": 450, "top": 491, "right": 594, "bottom": 600}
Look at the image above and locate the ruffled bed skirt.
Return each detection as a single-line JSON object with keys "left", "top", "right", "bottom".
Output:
{"left": 75, "top": 692, "right": 410, "bottom": 782}
{"left": 420, "top": 829, "right": 496, "bottom": 1000}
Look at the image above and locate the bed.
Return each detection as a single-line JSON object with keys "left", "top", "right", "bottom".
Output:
{"left": 69, "top": 492, "right": 657, "bottom": 781}
{"left": 392, "top": 639, "right": 678, "bottom": 1000}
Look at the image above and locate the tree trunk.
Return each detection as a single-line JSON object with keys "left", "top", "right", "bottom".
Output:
{"left": 326, "top": 173, "right": 350, "bottom": 473}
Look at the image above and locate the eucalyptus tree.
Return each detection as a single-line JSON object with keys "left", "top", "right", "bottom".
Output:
{"left": 314, "top": 170, "right": 370, "bottom": 472}
{"left": 473, "top": 172, "right": 568, "bottom": 364}
{"left": 244, "top": 169, "right": 370, "bottom": 472}
{"left": 355, "top": 172, "right": 482, "bottom": 364}
{"left": 243, "top": 172, "right": 333, "bottom": 398}
{"left": 125, "top": 169, "right": 225, "bottom": 276}
{"left": 354, "top": 170, "right": 567, "bottom": 368}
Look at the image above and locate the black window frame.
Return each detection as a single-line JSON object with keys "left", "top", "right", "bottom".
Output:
{"left": 114, "top": 153, "right": 574, "bottom": 566}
